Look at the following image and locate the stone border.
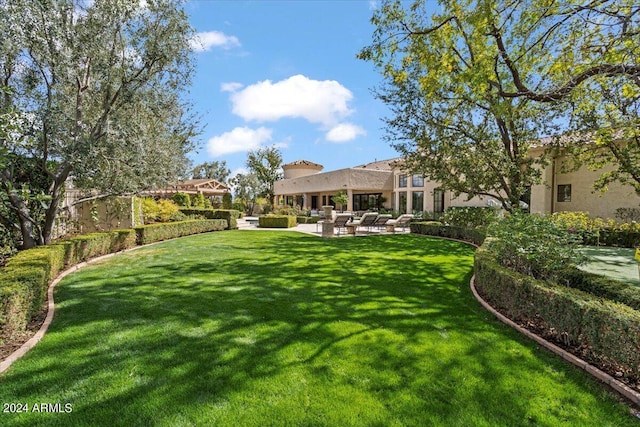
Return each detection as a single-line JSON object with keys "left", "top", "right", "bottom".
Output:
{"left": 470, "top": 275, "right": 640, "bottom": 407}
{"left": 413, "top": 232, "right": 640, "bottom": 408}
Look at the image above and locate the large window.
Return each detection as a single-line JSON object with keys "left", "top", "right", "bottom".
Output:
{"left": 399, "top": 192, "right": 407, "bottom": 214}
{"left": 398, "top": 174, "right": 407, "bottom": 188}
{"left": 412, "top": 174, "right": 424, "bottom": 187}
{"left": 411, "top": 191, "right": 424, "bottom": 213}
{"left": 353, "top": 193, "right": 382, "bottom": 211}
{"left": 433, "top": 189, "right": 445, "bottom": 214}
{"left": 557, "top": 184, "right": 571, "bottom": 202}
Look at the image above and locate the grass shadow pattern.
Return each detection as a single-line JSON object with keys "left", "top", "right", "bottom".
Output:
{"left": 0, "top": 231, "right": 636, "bottom": 426}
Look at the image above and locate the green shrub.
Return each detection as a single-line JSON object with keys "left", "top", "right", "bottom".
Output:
{"left": 558, "top": 268, "right": 640, "bottom": 311}
{"left": 141, "top": 197, "right": 159, "bottom": 223}
{"left": 486, "top": 212, "right": 585, "bottom": 282}
{"left": 551, "top": 211, "right": 640, "bottom": 247}
{"left": 222, "top": 193, "right": 233, "bottom": 210}
{"left": 135, "top": 219, "right": 226, "bottom": 245}
{"left": 172, "top": 192, "right": 191, "bottom": 207}
{"left": 178, "top": 209, "right": 240, "bottom": 229}
{"left": 474, "top": 247, "right": 640, "bottom": 380}
{"left": 442, "top": 206, "right": 500, "bottom": 230}
{"left": 156, "top": 199, "right": 180, "bottom": 222}
{"left": 297, "top": 216, "right": 320, "bottom": 224}
{"left": 258, "top": 215, "right": 297, "bottom": 228}
{"left": 410, "top": 222, "right": 486, "bottom": 246}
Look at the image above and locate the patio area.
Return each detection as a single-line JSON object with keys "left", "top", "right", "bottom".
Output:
{"left": 237, "top": 217, "right": 411, "bottom": 237}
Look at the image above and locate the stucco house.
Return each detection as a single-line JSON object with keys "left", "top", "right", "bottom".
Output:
{"left": 275, "top": 150, "right": 639, "bottom": 219}
{"left": 274, "top": 159, "right": 394, "bottom": 212}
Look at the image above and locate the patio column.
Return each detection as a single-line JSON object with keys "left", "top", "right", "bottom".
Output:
{"left": 346, "top": 189, "right": 353, "bottom": 212}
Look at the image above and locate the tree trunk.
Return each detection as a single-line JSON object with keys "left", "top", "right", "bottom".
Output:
{"left": 7, "top": 191, "right": 38, "bottom": 249}
{"left": 42, "top": 165, "right": 71, "bottom": 245}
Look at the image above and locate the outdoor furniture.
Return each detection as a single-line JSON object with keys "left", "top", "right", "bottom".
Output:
{"left": 350, "top": 212, "right": 379, "bottom": 234}
{"left": 387, "top": 214, "right": 414, "bottom": 232}
{"left": 371, "top": 214, "right": 392, "bottom": 231}
{"left": 333, "top": 213, "right": 353, "bottom": 235}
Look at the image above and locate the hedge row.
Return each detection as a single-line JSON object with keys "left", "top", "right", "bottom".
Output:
{"left": 474, "top": 246, "right": 640, "bottom": 380}
{"left": 558, "top": 268, "right": 640, "bottom": 312}
{"left": 135, "top": 219, "right": 226, "bottom": 245}
{"left": 410, "top": 221, "right": 486, "bottom": 246}
{"left": 297, "top": 216, "right": 320, "bottom": 224}
{"left": 178, "top": 208, "right": 240, "bottom": 230}
{"left": 259, "top": 215, "right": 297, "bottom": 228}
{"left": 0, "top": 220, "right": 226, "bottom": 347}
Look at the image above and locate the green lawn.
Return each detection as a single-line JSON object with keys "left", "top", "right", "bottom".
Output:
{"left": 0, "top": 231, "right": 636, "bottom": 426}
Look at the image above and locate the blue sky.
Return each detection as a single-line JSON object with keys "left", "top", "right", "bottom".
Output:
{"left": 184, "top": 0, "right": 411, "bottom": 178}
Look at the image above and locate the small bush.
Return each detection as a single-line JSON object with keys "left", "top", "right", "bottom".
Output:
{"left": 486, "top": 212, "right": 585, "bottom": 282}
{"left": 297, "top": 216, "right": 320, "bottom": 224}
{"left": 441, "top": 206, "right": 500, "bottom": 230}
{"left": 172, "top": 192, "right": 191, "bottom": 208}
{"left": 258, "top": 215, "right": 297, "bottom": 228}
{"left": 558, "top": 268, "right": 640, "bottom": 311}
{"left": 551, "top": 211, "right": 640, "bottom": 247}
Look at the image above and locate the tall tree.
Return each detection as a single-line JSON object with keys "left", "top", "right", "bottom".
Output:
{"left": 230, "top": 172, "right": 261, "bottom": 215}
{"left": 359, "top": 0, "right": 556, "bottom": 210}
{"left": 0, "top": 0, "right": 199, "bottom": 248}
{"left": 246, "top": 146, "right": 283, "bottom": 204}
{"left": 191, "top": 160, "right": 231, "bottom": 183}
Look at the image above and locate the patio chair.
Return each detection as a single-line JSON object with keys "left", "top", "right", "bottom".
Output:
{"left": 350, "top": 212, "right": 379, "bottom": 234}
{"left": 387, "top": 214, "right": 414, "bottom": 232}
{"left": 371, "top": 214, "right": 392, "bottom": 231}
{"left": 333, "top": 213, "right": 353, "bottom": 235}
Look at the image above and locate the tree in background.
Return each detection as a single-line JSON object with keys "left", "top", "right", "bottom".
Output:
{"left": 0, "top": 0, "right": 199, "bottom": 248}
{"left": 246, "top": 146, "right": 283, "bottom": 205}
{"left": 359, "top": 0, "right": 640, "bottom": 208}
{"left": 331, "top": 191, "right": 349, "bottom": 212}
{"left": 230, "top": 173, "right": 262, "bottom": 215}
{"left": 191, "top": 160, "right": 231, "bottom": 184}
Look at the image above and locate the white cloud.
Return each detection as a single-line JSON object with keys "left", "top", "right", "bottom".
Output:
{"left": 229, "top": 74, "right": 354, "bottom": 126}
{"left": 206, "top": 127, "right": 272, "bottom": 157}
{"left": 326, "top": 123, "right": 367, "bottom": 142}
{"left": 220, "top": 82, "right": 244, "bottom": 93}
{"left": 190, "top": 31, "right": 241, "bottom": 52}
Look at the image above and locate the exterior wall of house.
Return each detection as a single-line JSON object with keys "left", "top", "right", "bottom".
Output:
{"left": 391, "top": 170, "right": 499, "bottom": 214}
{"left": 274, "top": 167, "right": 393, "bottom": 212}
{"left": 74, "top": 196, "right": 138, "bottom": 233}
{"left": 530, "top": 155, "right": 640, "bottom": 219}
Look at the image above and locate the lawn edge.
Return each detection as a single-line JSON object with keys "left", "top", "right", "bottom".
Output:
{"left": 470, "top": 275, "right": 640, "bottom": 410}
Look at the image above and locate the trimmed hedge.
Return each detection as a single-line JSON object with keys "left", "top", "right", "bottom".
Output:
{"left": 475, "top": 246, "right": 640, "bottom": 380}
{"left": 0, "top": 229, "right": 137, "bottom": 345}
{"left": 558, "top": 268, "right": 640, "bottom": 312}
{"left": 410, "top": 222, "right": 486, "bottom": 246}
{"left": 178, "top": 208, "right": 240, "bottom": 230}
{"left": 135, "top": 219, "right": 227, "bottom": 245}
{"left": 258, "top": 215, "right": 297, "bottom": 228}
{"left": 0, "top": 220, "right": 225, "bottom": 347}
{"left": 297, "top": 216, "right": 320, "bottom": 224}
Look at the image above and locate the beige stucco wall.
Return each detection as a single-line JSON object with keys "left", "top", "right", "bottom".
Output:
{"left": 74, "top": 196, "right": 138, "bottom": 233}
{"left": 282, "top": 163, "right": 323, "bottom": 179}
{"left": 530, "top": 156, "right": 640, "bottom": 219}
{"left": 274, "top": 168, "right": 394, "bottom": 211}
{"left": 392, "top": 170, "right": 499, "bottom": 214}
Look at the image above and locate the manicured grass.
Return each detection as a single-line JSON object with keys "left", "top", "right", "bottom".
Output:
{"left": 0, "top": 231, "right": 636, "bottom": 426}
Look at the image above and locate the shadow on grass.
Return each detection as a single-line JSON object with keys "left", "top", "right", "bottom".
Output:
{"left": 0, "top": 232, "right": 635, "bottom": 426}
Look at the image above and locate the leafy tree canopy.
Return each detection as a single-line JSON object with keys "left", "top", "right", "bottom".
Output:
{"left": 191, "top": 161, "right": 231, "bottom": 183}
{"left": 246, "top": 146, "right": 283, "bottom": 204}
{"left": 359, "top": 0, "right": 640, "bottom": 206}
{"left": 0, "top": 0, "right": 200, "bottom": 247}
